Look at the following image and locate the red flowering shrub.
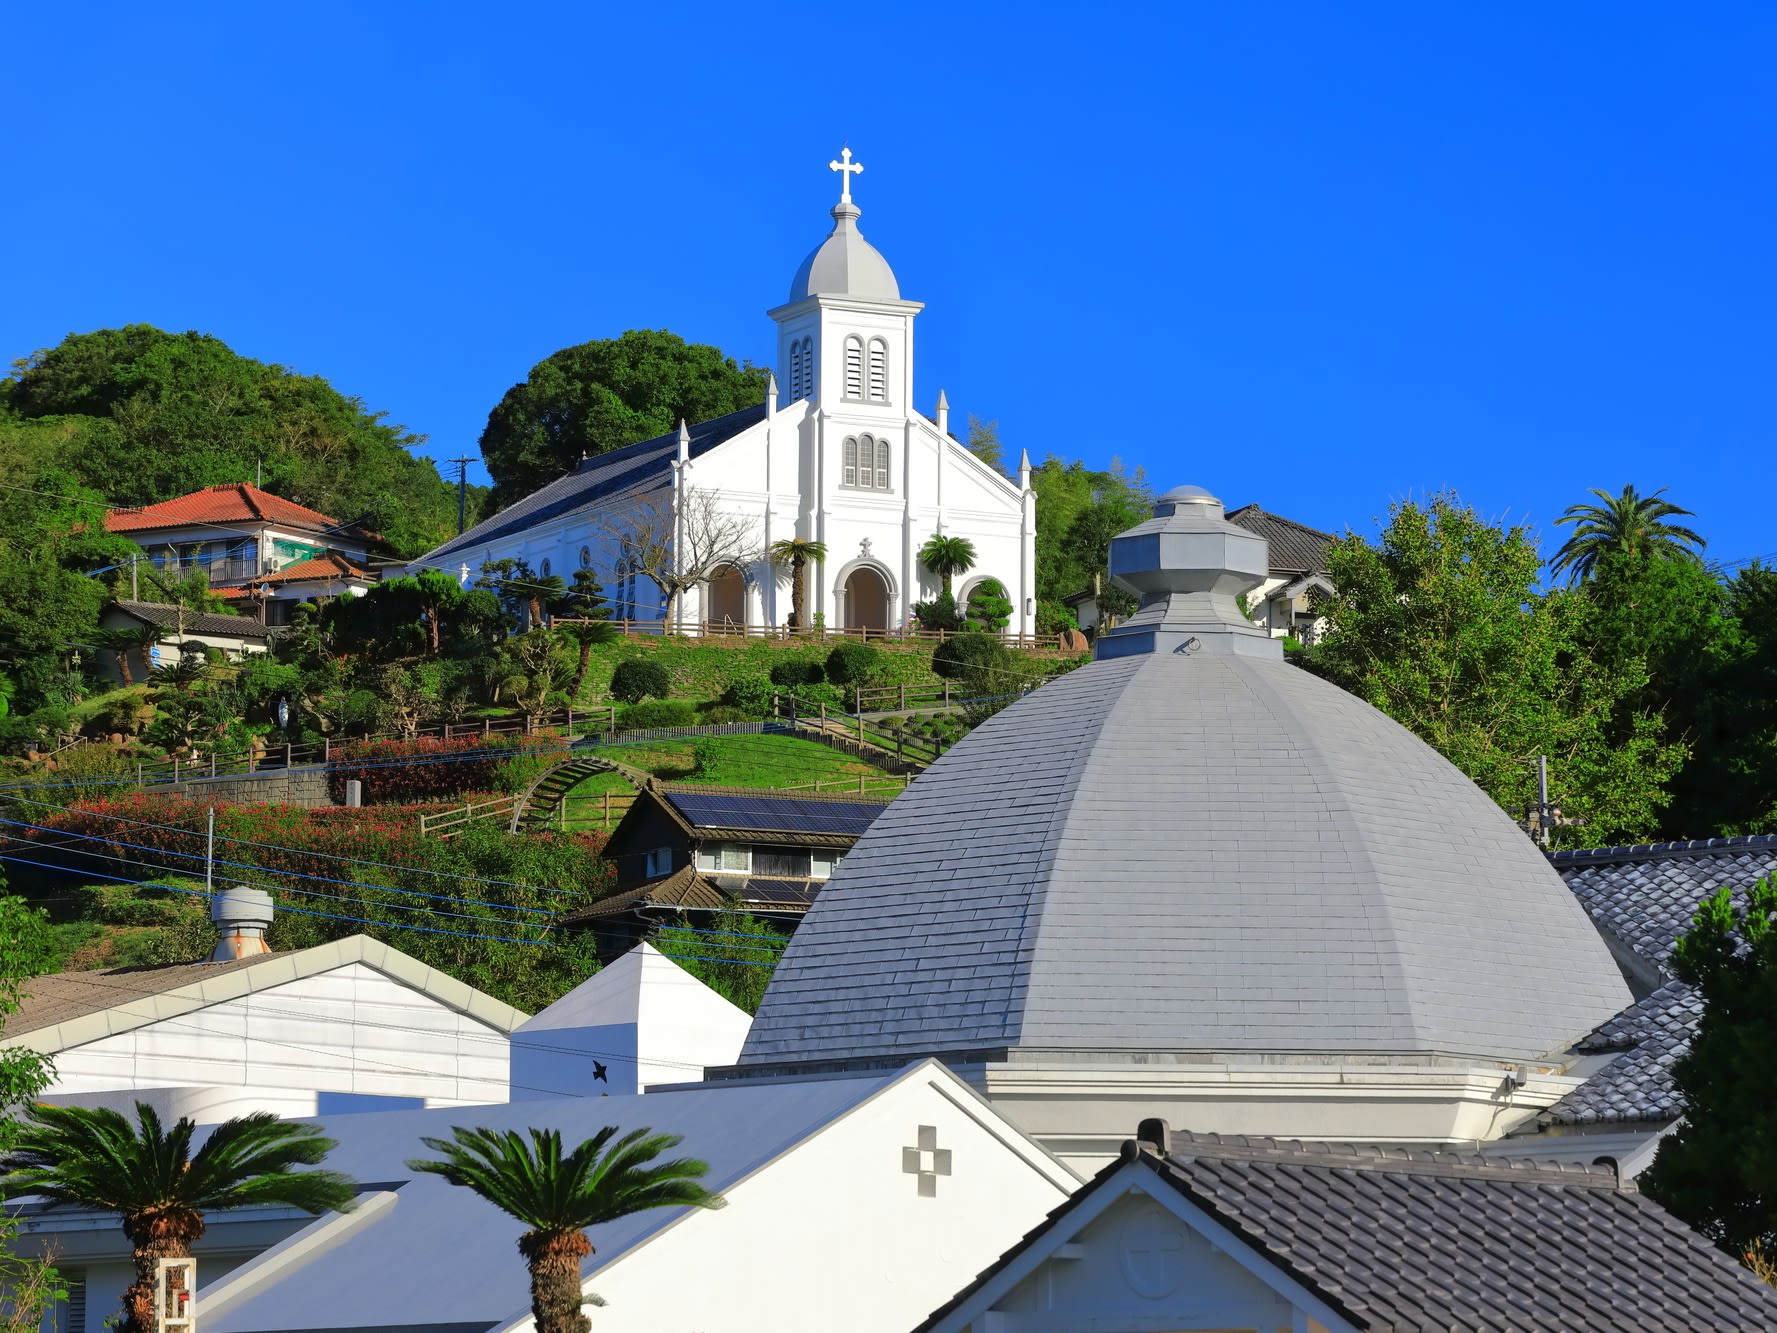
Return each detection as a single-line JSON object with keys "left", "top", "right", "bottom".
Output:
{"left": 326, "top": 734, "right": 569, "bottom": 805}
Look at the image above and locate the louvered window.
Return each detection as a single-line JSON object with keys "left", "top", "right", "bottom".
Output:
{"left": 789, "top": 337, "right": 812, "bottom": 400}
{"left": 843, "top": 437, "right": 859, "bottom": 487}
{"left": 844, "top": 336, "right": 864, "bottom": 399}
{"left": 875, "top": 439, "right": 891, "bottom": 489}
{"left": 867, "top": 338, "right": 888, "bottom": 402}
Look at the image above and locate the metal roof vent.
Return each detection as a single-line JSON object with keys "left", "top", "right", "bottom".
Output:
{"left": 210, "top": 885, "right": 274, "bottom": 961}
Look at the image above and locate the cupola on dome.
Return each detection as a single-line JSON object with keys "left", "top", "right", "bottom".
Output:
{"left": 787, "top": 148, "right": 901, "bottom": 302}
{"left": 738, "top": 487, "right": 1632, "bottom": 1077}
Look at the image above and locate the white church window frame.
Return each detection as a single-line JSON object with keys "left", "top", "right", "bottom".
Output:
{"left": 867, "top": 337, "right": 888, "bottom": 402}
{"left": 842, "top": 434, "right": 892, "bottom": 492}
{"left": 843, "top": 335, "right": 864, "bottom": 400}
{"left": 875, "top": 438, "right": 890, "bottom": 489}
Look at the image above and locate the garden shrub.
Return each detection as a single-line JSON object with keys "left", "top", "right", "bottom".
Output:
{"left": 912, "top": 590, "right": 963, "bottom": 632}
{"left": 327, "top": 734, "right": 528, "bottom": 804}
{"left": 699, "top": 705, "right": 753, "bottom": 725}
{"left": 824, "top": 641, "right": 880, "bottom": 685}
{"left": 619, "top": 699, "right": 697, "bottom": 729}
{"left": 1036, "top": 598, "right": 1078, "bottom": 635}
{"left": 966, "top": 578, "right": 1014, "bottom": 632}
{"left": 933, "top": 630, "right": 1012, "bottom": 681}
{"left": 720, "top": 667, "right": 776, "bottom": 718}
{"left": 610, "top": 658, "right": 671, "bottom": 704}
{"left": 769, "top": 659, "right": 825, "bottom": 687}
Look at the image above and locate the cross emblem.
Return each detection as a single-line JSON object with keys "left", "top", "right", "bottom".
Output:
{"left": 829, "top": 146, "right": 863, "bottom": 205}
{"left": 901, "top": 1125, "right": 952, "bottom": 1198}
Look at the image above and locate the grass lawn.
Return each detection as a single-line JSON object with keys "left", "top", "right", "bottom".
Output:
{"left": 559, "top": 732, "right": 907, "bottom": 831}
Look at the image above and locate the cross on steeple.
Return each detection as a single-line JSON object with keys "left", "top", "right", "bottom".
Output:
{"left": 829, "top": 146, "right": 863, "bottom": 205}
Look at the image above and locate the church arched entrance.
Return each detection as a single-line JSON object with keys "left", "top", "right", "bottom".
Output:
{"left": 843, "top": 566, "right": 890, "bottom": 635}
{"left": 707, "top": 565, "right": 746, "bottom": 631}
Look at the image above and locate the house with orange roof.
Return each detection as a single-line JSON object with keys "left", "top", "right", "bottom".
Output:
{"left": 103, "top": 483, "right": 378, "bottom": 625}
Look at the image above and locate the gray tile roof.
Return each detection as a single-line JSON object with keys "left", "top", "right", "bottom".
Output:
{"left": 1541, "top": 838, "right": 1777, "bottom": 1127}
{"left": 3, "top": 954, "right": 285, "bottom": 1037}
{"left": 415, "top": 403, "right": 767, "bottom": 565}
{"left": 110, "top": 601, "right": 280, "bottom": 641}
{"left": 921, "top": 1131, "right": 1777, "bottom": 1332}
{"left": 1224, "top": 503, "right": 1334, "bottom": 576}
{"left": 739, "top": 650, "right": 1630, "bottom": 1071}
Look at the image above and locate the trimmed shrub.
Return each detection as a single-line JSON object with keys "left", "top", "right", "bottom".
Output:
{"left": 610, "top": 658, "right": 671, "bottom": 704}
{"left": 769, "top": 659, "right": 825, "bottom": 687}
{"left": 966, "top": 578, "right": 1014, "bottom": 632}
{"left": 912, "top": 590, "right": 963, "bottom": 632}
{"left": 699, "top": 705, "right": 753, "bottom": 725}
{"left": 933, "top": 631, "right": 1012, "bottom": 681}
{"left": 824, "top": 641, "right": 880, "bottom": 685}
{"left": 720, "top": 673, "right": 775, "bottom": 718}
{"left": 619, "top": 699, "right": 697, "bottom": 729}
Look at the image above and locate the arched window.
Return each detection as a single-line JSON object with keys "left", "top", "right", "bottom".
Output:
{"left": 540, "top": 556, "right": 552, "bottom": 578}
{"left": 788, "top": 337, "right": 810, "bottom": 400}
{"left": 579, "top": 546, "right": 592, "bottom": 570}
{"left": 844, "top": 335, "right": 864, "bottom": 399}
{"left": 843, "top": 435, "right": 892, "bottom": 491}
{"left": 867, "top": 338, "right": 888, "bottom": 402}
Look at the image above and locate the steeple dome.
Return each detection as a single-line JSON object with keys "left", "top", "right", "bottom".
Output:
{"left": 787, "top": 148, "right": 900, "bottom": 302}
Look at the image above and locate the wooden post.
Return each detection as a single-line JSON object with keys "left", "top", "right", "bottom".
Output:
{"left": 858, "top": 774, "right": 865, "bottom": 793}
{"left": 173, "top": 755, "right": 180, "bottom": 784}
{"left": 899, "top": 683, "right": 906, "bottom": 710}
{"left": 285, "top": 742, "right": 293, "bottom": 769}
{"left": 210, "top": 754, "right": 217, "bottom": 778}
{"left": 603, "top": 790, "right": 611, "bottom": 828}
{"left": 858, "top": 713, "right": 864, "bottom": 745}
{"left": 137, "top": 761, "right": 143, "bottom": 785}
{"left": 483, "top": 718, "right": 491, "bottom": 738}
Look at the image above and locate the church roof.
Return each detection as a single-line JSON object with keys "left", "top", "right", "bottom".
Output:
{"left": 416, "top": 402, "right": 767, "bottom": 565}
{"left": 788, "top": 200, "right": 901, "bottom": 302}
{"left": 738, "top": 489, "right": 1631, "bottom": 1072}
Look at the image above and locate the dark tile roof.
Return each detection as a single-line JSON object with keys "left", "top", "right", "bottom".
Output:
{"left": 559, "top": 867, "right": 822, "bottom": 925}
{"left": 4, "top": 954, "right": 284, "bottom": 1038}
{"left": 1224, "top": 504, "right": 1334, "bottom": 576}
{"left": 109, "top": 601, "right": 280, "bottom": 641}
{"left": 920, "top": 1131, "right": 1777, "bottom": 1332}
{"left": 662, "top": 787, "right": 889, "bottom": 839}
{"left": 1545, "top": 837, "right": 1777, "bottom": 1128}
{"left": 418, "top": 403, "right": 768, "bottom": 563}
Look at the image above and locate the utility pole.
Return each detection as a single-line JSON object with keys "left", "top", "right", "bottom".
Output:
{"left": 204, "top": 805, "right": 216, "bottom": 895}
{"left": 130, "top": 553, "right": 139, "bottom": 601}
{"left": 449, "top": 456, "right": 475, "bottom": 534}
{"left": 1535, "top": 755, "right": 1551, "bottom": 850}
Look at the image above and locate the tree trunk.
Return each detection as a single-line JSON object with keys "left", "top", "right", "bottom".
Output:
{"left": 572, "top": 640, "right": 592, "bottom": 700}
{"left": 116, "top": 648, "right": 135, "bottom": 689}
{"left": 520, "top": 1228, "right": 594, "bottom": 1333}
{"left": 122, "top": 1212, "right": 204, "bottom": 1333}
{"left": 789, "top": 556, "right": 805, "bottom": 630}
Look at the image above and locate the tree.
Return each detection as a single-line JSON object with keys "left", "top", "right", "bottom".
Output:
{"left": 478, "top": 330, "right": 769, "bottom": 511}
{"left": 406, "top": 1124, "right": 725, "bottom": 1333}
{"left": 966, "top": 577, "right": 1014, "bottom": 632}
{"left": 0, "top": 889, "right": 63, "bottom": 1333}
{"left": 918, "top": 534, "right": 978, "bottom": 597}
{"left": 609, "top": 658, "right": 670, "bottom": 704}
{"left": 0, "top": 1102, "right": 355, "bottom": 1333}
{"left": 1304, "top": 493, "right": 1687, "bottom": 845}
{"left": 1026, "top": 456, "right": 1150, "bottom": 611}
{"left": 99, "top": 623, "right": 163, "bottom": 688}
{"left": 769, "top": 537, "right": 828, "bottom": 630}
{"left": 964, "top": 414, "right": 1003, "bottom": 472}
{"left": 1549, "top": 484, "right": 1706, "bottom": 584}
{"left": 557, "top": 569, "right": 618, "bottom": 700}
{"left": 607, "top": 488, "right": 753, "bottom": 626}
{"left": 2, "top": 325, "right": 456, "bottom": 557}
{"left": 494, "top": 630, "right": 576, "bottom": 727}
{"left": 1644, "top": 874, "right": 1777, "bottom": 1260}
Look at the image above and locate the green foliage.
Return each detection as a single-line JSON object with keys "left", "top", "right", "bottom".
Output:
{"left": 0, "top": 882, "right": 61, "bottom": 1331}
{"left": 3, "top": 325, "right": 457, "bottom": 556}
{"left": 933, "top": 631, "right": 1012, "bottom": 682}
{"left": 966, "top": 577, "right": 1014, "bottom": 632}
{"left": 964, "top": 414, "right": 1003, "bottom": 471}
{"left": 823, "top": 641, "right": 880, "bottom": 686}
{"left": 719, "top": 668, "right": 776, "bottom": 718}
{"left": 768, "top": 538, "right": 828, "bottom": 629}
{"left": 1550, "top": 483, "right": 1706, "bottom": 584}
{"left": 406, "top": 1122, "right": 723, "bottom": 1333}
{"left": 619, "top": 699, "right": 697, "bottom": 729}
{"left": 912, "top": 590, "right": 963, "bottom": 632}
{"left": 1305, "top": 493, "right": 1687, "bottom": 845}
{"left": 1644, "top": 875, "right": 1777, "bottom": 1255}
{"left": 1035, "top": 598, "right": 1079, "bottom": 635}
{"left": 1028, "top": 455, "right": 1151, "bottom": 604}
{"left": 650, "top": 911, "right": 788, "bottom": 1013}
{"left": 479, "top": 329, "right": 768, "bottom": 511}
{"left": 609, "top": 658, "right": 671, "bottom": 704}
{"left": 768, "top": 659, "right": 825, "bottom": 688}
{"left": 918, "top": 533, "right": 978, "bottom": 596}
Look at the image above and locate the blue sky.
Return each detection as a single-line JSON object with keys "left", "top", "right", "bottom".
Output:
{"left": 4, "top": 3, "right": 1772, "bottom": 568}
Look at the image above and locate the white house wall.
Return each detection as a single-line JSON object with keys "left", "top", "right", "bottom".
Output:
{"left": 43, "top": 962, "right": 510, "bottom": 1110}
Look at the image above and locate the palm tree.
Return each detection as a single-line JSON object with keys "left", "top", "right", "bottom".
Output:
{"left": 769, "top": 538, "right": 828, "bottom": 630}
{"left": 0, "top": 1101, "right": 355, "bottom": 1333}
{"left": 1549, "top": 485, "right": 1706, "bottom": 583}
{"left": 407, "top": 1124, "right": 725, "bottom": 1333}
{"left": 100, "top": 624, "right": 164, "bottom": 688}
{"left": 919, "top": 533, "right": 978, "bottom": 596}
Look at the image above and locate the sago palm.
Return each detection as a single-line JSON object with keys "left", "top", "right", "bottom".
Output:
{"left": 1549, "top": 484, "right": 1706, "bottom": 584}
{"left": 0, "top": 1101, "right": 355, "bottom": 1333}
{"left": 919, "top": 533, "right": 978, "bottom": 596}
{"left": 407, "top": 1124, "right": 725, "bottom": 1333}
{"left": 769, "top": 538, "right": 828, "bottom": 630}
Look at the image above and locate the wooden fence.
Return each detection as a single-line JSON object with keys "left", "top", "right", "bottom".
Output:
{"left": 554, "top": 618, "right": 1074, "bottom": 653}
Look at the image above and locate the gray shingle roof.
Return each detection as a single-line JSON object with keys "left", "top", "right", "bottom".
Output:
{"left": 1542, "top": 838, "right": 1777, "bottom": 1127}
{"left": 1224, "top": 503, "right": 1334, "bottom": 576}
{"left": 3, "top": 954, "right": 283, "bottom": 1038}
{"left": 921, "top": 1131, "right": 1777, "bottom": 1332}
{"left": 739, "top": 648, "right": 1630, "bottom": 1070}
{"left": 111, "top": 601, "right": 279, "bottom": 641}
{"left": 415, "top": 403, "right": 767, "bottom": 564}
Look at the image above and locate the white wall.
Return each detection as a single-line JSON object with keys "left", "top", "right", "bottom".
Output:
{"left": 44, "top": 963, "right": 509, "bottom": 1111}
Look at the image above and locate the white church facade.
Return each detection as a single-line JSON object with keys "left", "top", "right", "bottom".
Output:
{"left": 417, "top": 149, "right": 1036, "bottom": 637}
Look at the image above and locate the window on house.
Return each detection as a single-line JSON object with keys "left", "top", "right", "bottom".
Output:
{"left": 812, "top": 852, "right": 839, "bottom": 879}
{"left": 867, "top": 338, "right": 888, "bottom": 402}
{"left": 844, "top": 336, "right": 864, "bottom": 399}
{"left": 644, "top": 847, "right": 672, "bottom": 878}
{"left": 754, "top": 849, "right": 813, "bottom": 877}
{"left": 719, "top": 845, "right": 751, "bottom": 872}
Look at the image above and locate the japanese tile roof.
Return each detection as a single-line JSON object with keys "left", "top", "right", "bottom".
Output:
{"left": 559, "top": 867, "right": 821, "bottom": 925}
{"left": 415, "top": 403, "right": 768, "bottom": 564}
{"left": 262, "top": 553, "right": 370, "bottom": 583}
{"left": 103, "top": 484, "right": 346, "bottom": 536}
{"left": 1224, "top": 503, "right": 1334, "bottom": 576}
{"left": 920, "top": 1131, "right": 1777, "bottom": 1332}
{"left": 1543, "top": 837, "right": 1777, "bottom": 1127}
{"left": 109, "top": 600, "right": 280, "bottom": 640}
{"left": 2, "top": 954, "right": 284, "bottom": 1038}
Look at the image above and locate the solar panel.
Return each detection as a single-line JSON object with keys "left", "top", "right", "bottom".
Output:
{"left": 666, "top": 791, "right": 888, "bottom": 837}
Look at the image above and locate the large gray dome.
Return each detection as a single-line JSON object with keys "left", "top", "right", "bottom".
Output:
{"left": 789, "top": 201, "right": 900, "bottom": 302}
{"left": 738, "top": 491, "right": 1632, "bottom": 1073}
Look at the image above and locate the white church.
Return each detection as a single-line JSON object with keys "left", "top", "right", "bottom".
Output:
{"left": 416, "top": 149, "right": 1036, "bottom": 637}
